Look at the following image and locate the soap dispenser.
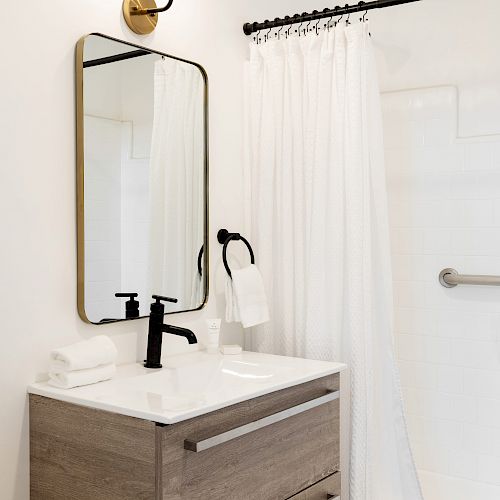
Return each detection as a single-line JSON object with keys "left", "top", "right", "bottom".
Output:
{"left": 115, "top": 293, "right": 140, "bottom": 319}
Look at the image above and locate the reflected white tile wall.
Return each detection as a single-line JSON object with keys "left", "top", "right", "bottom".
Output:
{"left": 383, "top": 86, "right": 500, "bottom": 499}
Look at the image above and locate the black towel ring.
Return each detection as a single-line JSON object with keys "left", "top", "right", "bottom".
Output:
{"left": 197, "top": 245, "right": 204, "bottom": 277}
{"left": 217, "top": 229, "right": 255, "bottom": 279}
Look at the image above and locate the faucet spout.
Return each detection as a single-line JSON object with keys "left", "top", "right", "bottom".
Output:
{"left": 144, "top": 295, "right": 198, "bottom": 369}
{"left": 163, "top": 324, "right": 198, "bottom": 345}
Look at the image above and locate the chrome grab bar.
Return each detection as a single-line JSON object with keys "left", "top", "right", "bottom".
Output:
{"left": 439, "top": 268, "right": 500, "bottom": 288}
{"left": 184, "top": 390, "right": 340, "bottom": 452}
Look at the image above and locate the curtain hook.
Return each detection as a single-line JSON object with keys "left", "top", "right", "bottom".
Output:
{"left": 358, "top": 1, "right": 364, "bottom": 22}
{"left": 345, "top": 4, "right": 351, "bottom": 25}
{"left": 307, "top": 10, "right": 320, "bottom": 34}
{"left": 315, "top": 18, "right": 322, "bottom": 35}
{"left": 336, "top": 8, "right": 344, "bottom": 27}
{"left": 297, "top": 20, "right": 304, "bottom": 36}
{"left": 321, "top": 8, "right": 331, "bottom": 31}
{"left": 297, "top": 12, "right": 307, "bottom": 36}
{"left": 264, "top": 26, "right": 272, "bottom": 42}
{"left": 255, "top": 29, "right": 262, "bottom": 44}
{"left": 282, "top": 16, "right": 291, "bottom": 39}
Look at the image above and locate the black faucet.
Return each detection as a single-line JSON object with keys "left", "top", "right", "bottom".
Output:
{"left": 115, "top": 292, "right": 140, "bottom": 319}
{"left": 144, "top": 295, "right": 198, "bottom": 369}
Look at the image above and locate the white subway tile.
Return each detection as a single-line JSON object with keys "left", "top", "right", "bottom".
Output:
{"left": 421, "top": 144, "right": 464, "bottom": 172}
{"left": 394, "top": 307, "right": 438, "bottom": 336}
{"left": 463, "top": 368, "right": 500, "bottom": 398}
{"left": 449, "top": 394, "right": 478, "bottom": 423}
{"left": 460, "top": 199, "right": 494, "bottom": 227}
{"left": 424, "top": 119, "right": 455, "bottom": 147}
{"left": 413, "top": 362, "right": 439, "bottom": 390}
{"left": 436, "top": 311, "right": 494, "bottom": 342}
{"left": 451, "top": 228, "right": 500, "bottom": 256}
{"left": 477, "top": 398, "right": 500, "bottom": 428}
{"left": 391, "top": 228, "right": 424, "bottom": 255}
{"left": 451, "top": 340, "right": 500, "bottom": 369}
{"left": 423, "top": 229, "right": 452, "bottom": 255}
{"left": 462, "top": 424, "right": 500, "bottom": 456}
{"left": 475, "top": 454, "right": 500, "bottom": 485}
{"left": 420, "top": 468, "right": 500, "bottom": 500}
{"left": 437, "top": 365, "right": 464, "bottom": 394}
{"left": 398, "top": 335, "right": 425, "bottom": 361}
{"left": 86, "top": 260, "right": 120, "bottom": 283}
{"left": 385, "top": 147, "right": 413, "bottom": 175}
{"left": 464, "top": 142, "right": 493, "bottom": 171}
{"left": 448, "top": 449, "right": 478, "bottom": 481}
{"left": 413, "top": 441, "right": 450, "bottom": 475}
{"left": 398, "top": 359, "right": 416, "bottom": 387}
{"left": 424, "top": 337, "right": 452, "bottom": 364}
{"left": 491, "top": 141, "right": 500, "bottom": 170}
{"left": 394, "top": 281, "right": 428, "bottom": 308}
{"left": 409, "top": 171, "right": 453, "bottom": 201}
{"left": 451, "top": 171, "right": 500, "bottom": 200}
{"left": 461, "top": 256, "right": 500, "bottom": 277}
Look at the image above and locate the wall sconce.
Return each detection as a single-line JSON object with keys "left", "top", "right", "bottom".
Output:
{"left": 122, "top": 0, "right": 173, "bottom": 35}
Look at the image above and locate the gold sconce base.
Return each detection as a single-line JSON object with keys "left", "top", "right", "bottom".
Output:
{"left": 123, "top": 0, "right": 158, "bottom": 35}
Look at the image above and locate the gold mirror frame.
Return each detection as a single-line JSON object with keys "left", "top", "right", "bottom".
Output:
{"left": 75, "top": 33, "right": 209, "bottom": 324}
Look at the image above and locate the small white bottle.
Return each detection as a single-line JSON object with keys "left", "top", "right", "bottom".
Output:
{"left": 205, "top": 319, "right": 221, "bottom": 354}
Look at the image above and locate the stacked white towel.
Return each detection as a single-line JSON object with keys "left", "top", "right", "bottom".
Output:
{"left": 225, "top": 264, "right": 270, "bottom": 328}
{"left": 48, "top": 335, "right": 117, "bottom": 389}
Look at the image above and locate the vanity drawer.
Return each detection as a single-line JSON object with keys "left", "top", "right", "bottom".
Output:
{"left": 288, "top": 472, "right": 341, "bottom": 500}
{"left": 158, "top": 373, "right": 340, "bottom": 500}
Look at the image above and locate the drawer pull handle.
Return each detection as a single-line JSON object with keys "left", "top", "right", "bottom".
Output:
{"left": 184, "top": 390, "right": 340, "bottom": 452}
{"left": 327, "top": 495, "right": 340, "bottom": 500}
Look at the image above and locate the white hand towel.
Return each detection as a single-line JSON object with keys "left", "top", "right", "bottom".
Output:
{"left": 225, "top": 277, "right": 241, "bottom": 323}
{"left": 229, "top": 264, "right": 270, "bottom": 329}
{"left": 49, "top": 335, "right": 117, "bottom": 373}
{"left": 48, "top": 364, "right": 116, "bottom": 389}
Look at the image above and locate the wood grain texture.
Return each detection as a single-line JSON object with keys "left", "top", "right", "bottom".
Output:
{"left": 29, "top": 374, "right": 340, "bottom": 500}
{"left": 287, "top": 472, "right": 341, "bottom": 500}
{"left": 30, "top": 395, "right": 157, "bottom": 500}
{"left": 159, "top": 374, "right": 340, "bottom": 500}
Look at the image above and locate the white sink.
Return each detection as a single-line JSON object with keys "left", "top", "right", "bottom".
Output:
{"left": 28, "top": 351, "right": 345, "bottom": 424}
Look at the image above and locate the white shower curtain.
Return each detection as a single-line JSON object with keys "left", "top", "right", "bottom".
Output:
{"left": 149, "top": 58, "right": 204, "bottom": 309}
{"left": 244, "top": 23, "right": 423, "bottom": 500}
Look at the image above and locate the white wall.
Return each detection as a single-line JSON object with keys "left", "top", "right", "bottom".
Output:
{"left": 0, "top": 1, "right": 253, "bottom": 497}
{"left": 373, "top": 1, "right": 500, "bottom": 499}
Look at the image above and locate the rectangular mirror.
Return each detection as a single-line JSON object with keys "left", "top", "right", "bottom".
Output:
{"left": 76, "top": 33, "right": 208, "bottom": 324}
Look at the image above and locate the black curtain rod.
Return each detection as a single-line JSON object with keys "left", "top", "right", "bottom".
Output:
{"left": 83, "top": 49, "right": 152, "bottom": 68}
{"left": 243, "top": 0, "right": 421, "bottom": 35}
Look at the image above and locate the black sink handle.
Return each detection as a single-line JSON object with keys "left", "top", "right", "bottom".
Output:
{"left": 152, "top": 295, "right": 178, "bottom": 304}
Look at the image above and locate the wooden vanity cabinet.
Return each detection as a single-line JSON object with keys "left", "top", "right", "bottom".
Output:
{"left": 30, "top": 373, "right": 341, "bottom": 500}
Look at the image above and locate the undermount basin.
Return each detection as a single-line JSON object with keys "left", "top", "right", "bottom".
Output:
{"left": 28, "top": 350, "right": 345, "bottom": 424}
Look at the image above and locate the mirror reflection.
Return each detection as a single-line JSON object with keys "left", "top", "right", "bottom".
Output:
{"left": 78, "top": 34, "right": 207, "bottom": 323}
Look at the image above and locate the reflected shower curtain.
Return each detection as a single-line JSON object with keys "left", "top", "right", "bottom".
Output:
{"left": 244, "top": 24, "right": 423, "bottom": 500}
{"left": 149, "top": 58, "right": 204, "bottom": 309}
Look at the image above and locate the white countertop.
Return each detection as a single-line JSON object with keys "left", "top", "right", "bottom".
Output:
{"left": 28, "top": 351, "right": 346, "bottom": 425}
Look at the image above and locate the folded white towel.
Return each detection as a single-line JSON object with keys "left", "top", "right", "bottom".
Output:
{"left": 226, "top": 264, "right": 270, "bottom": 329}
{"left": 49, "top": 335, "right": 117, "bottom": 374}
{"left": 48, "top": 364, "right": 116, "bottom": 389}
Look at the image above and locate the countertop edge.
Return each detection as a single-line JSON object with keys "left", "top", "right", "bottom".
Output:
{"left": 28, "top": 363, "right": 346, "bottom": 425}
